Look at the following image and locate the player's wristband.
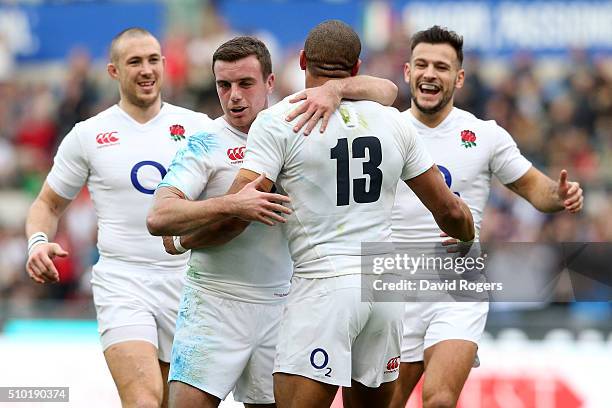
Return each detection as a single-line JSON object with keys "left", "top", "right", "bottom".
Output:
{"left": 28, "top": 232, "right": 49, "bottom": 255}
{"left": 461, "top": 232, "right": 479, "bottom": 244}
{"left": 172, "top": 236, "right": 188, "bottom": 254}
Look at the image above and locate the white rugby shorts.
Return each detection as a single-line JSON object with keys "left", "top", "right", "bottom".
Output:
{"left": 91, "top": 259, "right": 185, "bottom": 362}
{"left": 401, "top": 301, "right": 488, "bottom": 366}
{"left": 169, "top": 285, "right": 284, "bottom": 404}
{"left": 274, "top": 274, "right": 404, "bottom": 387}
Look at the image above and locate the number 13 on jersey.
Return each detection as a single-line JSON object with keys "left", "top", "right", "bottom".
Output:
{"left": 330, "top": 136, "right": 383, "bottom": 206}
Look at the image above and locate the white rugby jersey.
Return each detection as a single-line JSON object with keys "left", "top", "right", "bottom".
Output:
{"left": 47, "top": 103, "right": 211, "bottom": 271}
{"left": 158, "top": 117, "right": 292, "bottom": 303}
{"left": 392, "top": 107, "right": 532, "bottom": 242}
{"left": 243, "top": 96, "right": 434, "bottom": 278}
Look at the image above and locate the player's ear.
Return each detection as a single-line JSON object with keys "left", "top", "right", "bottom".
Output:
{"left": 266, "top": 73, "right": 275, "bottom": 94}
{"left": 107, "top": 62, "right": 119, "bottom": 79}
{"left": 350, "top": 59, "right": 361, "bottom": 76}
{"left": 403, "top": 62, "right": 411, "bottom": 84}
{"left": 455, "top": 68, "right": 465, "bottom": 89}
{"left": 299, "top": 50, "right": 306, "bottom": 71}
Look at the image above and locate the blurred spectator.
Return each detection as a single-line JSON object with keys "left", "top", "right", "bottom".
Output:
{"left": 56, "top": 48, "right": 99, "bottom": 141}
{"left": 11, "top": 84, "right": 57, "bottom": 196}
{"left": 0, "top": 33, "right": 14, "bottom": 82}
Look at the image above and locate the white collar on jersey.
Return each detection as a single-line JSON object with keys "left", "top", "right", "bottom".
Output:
{"left": 218, "top": 116, "right": 248, "bottom": 140}
{"left": 407, "top": 107, "right": 459, "bottom": 134}
{"left": 114, "top": 102, "right": 168, "bottom": 128}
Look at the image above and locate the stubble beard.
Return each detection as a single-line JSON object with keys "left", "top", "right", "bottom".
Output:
{"left": 411, "top": 86, "right": 454, "bottom": 115}
{"left": 125, "top": 89, "right": 160, "bottom": 109}
{"left": 120, "top": 77, "right": 161, "bottom": 109}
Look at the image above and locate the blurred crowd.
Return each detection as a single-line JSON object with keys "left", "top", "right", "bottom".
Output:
{"left": 0, "top": 9, "right": 610, "bottom": 320}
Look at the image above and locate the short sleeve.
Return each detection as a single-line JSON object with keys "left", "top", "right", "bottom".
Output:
{"left": 241, "top": 112, "right": 287, "bottom": 183}
{"left": 489, "top": 125, "right": 532, "bottom": 184}
{"left": 398, "top": 119, "right": 434, "bottom": 181}
{"left": 46, "top": 126, "right": 89, "bottom": 200}
{"left": 158, "top": 131, "right": 217, "bottom": 200}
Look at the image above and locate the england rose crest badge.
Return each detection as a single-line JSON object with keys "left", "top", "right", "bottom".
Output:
{"left": 169, "top": 124, "right": 185, "bottom": 141}
{"left": 460, "top": 130, "right": 476, "bottom": 148}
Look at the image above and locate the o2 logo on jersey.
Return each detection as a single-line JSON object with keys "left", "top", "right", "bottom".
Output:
{"left": 438, "top": 165, "right": 460, "bottom": 197}
{"left": 310, "top": 348, "right": 332, "bottom": 377}
{"left": 131, "top": 160, "right": 167, "bottom": 195}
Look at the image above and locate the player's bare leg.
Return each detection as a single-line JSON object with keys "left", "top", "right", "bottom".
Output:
{"left": 342, "top": 379, "right": 396, "bottom": 408}
{"left": 421, "top": 340, "right": 477, "bottom": 408}
{"left": 274, "top": 373, "right": 337, "bottom": 408}
{"left": 168, "top": 383, "right": 277, "bottom": 408}
{"left": 104, "top": 340, "right": 165, "bottom": 408}
{"left": 168, "top": 381, "right": 220, "bottom": 408}
{"left": 388, "top": 361, "right": 424, "bottom": 408}
{"left": 160, "top": 361, "right": 170, "bottom": 407}
{"left": 168, "top": 381, "right": 277, "bottom": 408}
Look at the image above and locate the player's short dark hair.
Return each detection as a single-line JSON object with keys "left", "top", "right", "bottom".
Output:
{"left": 304, "top": 20, "right": 361, "bottom": 78}
{"left": 212, "top": 36, "right": 272, "bottom": 80}
{"left": 410, "top": 25, "right": 464, "bottom": 66}
{"left": 109, "top": 27, "right": 156, "bottom": 63}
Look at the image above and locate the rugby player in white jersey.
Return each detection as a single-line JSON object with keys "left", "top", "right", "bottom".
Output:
{"left": 145, "top": 36, "right": 401, "bottom": 408}
{"left": 24, "top": 28, "right": 212, "bottom": 407}
{"left": 212, "top": 21, "right": 474, "bottom": 408}
{"left": 389, "top": 26, "right": 584, "bottom": 408}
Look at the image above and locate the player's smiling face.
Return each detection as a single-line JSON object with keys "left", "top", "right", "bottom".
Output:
{"left": 405, "top": 43, "right": 464, "bottom": 115}
{"left": 109, "top": 34, "right": 164, "bottom": 109}
{"left": 214, "top": 55, "right": 274, "bottom": 133}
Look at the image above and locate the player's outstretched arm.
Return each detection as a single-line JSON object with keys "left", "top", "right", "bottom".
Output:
{"left": 162, "top": 218, "right": 248, "bottom": 254}
{"left": 505, "top": 167, "right": 583, "bottom": 213}
{"left": 25, "top": 182, "right": 72, "bottom": 283}
{"left": 147, "top": 186, "right": 236, "bottom": 236}
{"left": 405, "top": 165, "right": 475, "bottom": 242}
{"left": 150, "top": 170, "right": 291, "bottom": 249}
{"left": 286, "top": 75, "right": 398, "bottom": 135}
{"left": 162, "top": 170, "right": 291, "bottom": 254}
